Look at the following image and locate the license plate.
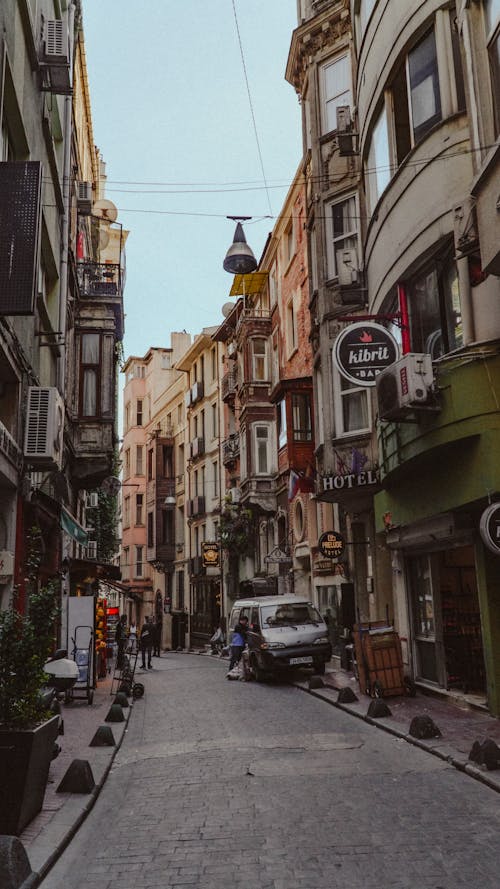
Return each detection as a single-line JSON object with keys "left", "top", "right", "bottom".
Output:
{"left": 289, "top": 656, "right": 313, "bottom": 665}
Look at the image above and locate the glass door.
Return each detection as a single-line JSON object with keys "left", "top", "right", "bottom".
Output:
{"left": 407, "top": 554, "right": 444, "bottom": 684}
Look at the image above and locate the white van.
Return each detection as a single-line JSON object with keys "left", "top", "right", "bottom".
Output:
{"left": 228, "top": 595, "right": 332, "bottom": 681}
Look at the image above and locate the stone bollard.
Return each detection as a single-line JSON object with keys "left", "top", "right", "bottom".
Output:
{"left": 89, "top": 725, "right": 116, "bottom": 747}
{"left": 105, "top": 704, "right": 125, "bottom": 723}
{"left": 57, "top": 759, "right": 95, "bottom": 793}
{"left": 367, "top": 699, "right": 392, "bottom": 718}
{"left": 409, "top": 715, "right": 441, "bottom": 740}
{"left": 469, "top": 738, "right": 500, "bottom": 771}
{"left": 0, "top": 836, "right": 36, "bottom": 889}
{"left": 337, "top": 686, "right": 358, "bottom": 704}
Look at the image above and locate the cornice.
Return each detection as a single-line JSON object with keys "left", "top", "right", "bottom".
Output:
{"left": 286, "top": 1, "right": 352, "bottom": 94}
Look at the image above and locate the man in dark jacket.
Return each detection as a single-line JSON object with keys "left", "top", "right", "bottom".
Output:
{"left": 152, "top": 618, "right": 162, "bottom": 657}
{"left": 229, "top": 615, "right": 248, "bottom": 671}
{"left": 140, "top": 616, "right": 154, "bottom": 669}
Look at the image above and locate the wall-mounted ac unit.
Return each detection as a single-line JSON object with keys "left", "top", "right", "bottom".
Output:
{"left": 77, "top": 181, "right": 92, "bottom": 216}
{"left": 24, "top": 387, "right": 65, "bottom": 469}
{"left": 453, "top": 197, "right": 478, "bottom": 256}
{"left": 86, "top": 540, "right": 97, "bottom": 560}
{"left": 39, "top": 19, "right": 71, "bottom": 94}
{"left": 336, "top": 106, "right": 358, "bottom": 156}
{"left": 376, "top": 353, "right": 434, "bottom": 421}
{"left": 229, "top": 486, "right": 241, "bottom": 504}
{"left": 85, "top": 492, "right": 99, "bottom": 509}
{"left": 336, "top": 248, "right": 360, "bottom": 287}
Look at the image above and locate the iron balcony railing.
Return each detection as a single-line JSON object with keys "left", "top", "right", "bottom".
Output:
{"left": 77, "top": 262, "right": 122, "bottom": 299}
{"left": 0, "top": 419, "right": 22, "bottom": 468}
{"left": 222, "top": 433, "right": 240, "bottom": 464}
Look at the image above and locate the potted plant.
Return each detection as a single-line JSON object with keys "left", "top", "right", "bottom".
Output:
{"left": 0, "top": 530, "right": 61, "bottom": 836}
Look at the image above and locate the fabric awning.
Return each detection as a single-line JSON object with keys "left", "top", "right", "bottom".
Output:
{"left": 60, "top": 507, "right": 88, "bottom": 545}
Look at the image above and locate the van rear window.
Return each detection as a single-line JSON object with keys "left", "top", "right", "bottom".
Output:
{"left": 261, "top": 603, "right": 322, "bottom": 627}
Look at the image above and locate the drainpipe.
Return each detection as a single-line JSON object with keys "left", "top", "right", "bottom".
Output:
{"left": 456, "top": 255, "right": 475, "bottom": 346}
{"left": 57, "top": 1, "right": 76, "bottom": 393}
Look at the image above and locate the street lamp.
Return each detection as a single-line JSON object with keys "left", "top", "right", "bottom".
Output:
{"left": 223, "top": 218, "right": 257, "bottom": 275}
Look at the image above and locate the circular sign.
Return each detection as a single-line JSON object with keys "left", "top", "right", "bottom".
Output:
{"left": 480, "top": 504, "right": 500, "bottom": 555}
{"left": 318, "top": 531, "right": 345, "bottom": 559}
{"left": 333, "top": 322, "right": 399, "bottom": 387}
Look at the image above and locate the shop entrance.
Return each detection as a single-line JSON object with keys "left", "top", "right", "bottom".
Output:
{"left": 408, "top": 545, "right": 486, "bottom": 694}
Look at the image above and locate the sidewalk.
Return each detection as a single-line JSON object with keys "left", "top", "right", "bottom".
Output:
{"left": 294, "top": 661, "right": 500, "bottom": 793}
{"left": 18, "top": 666, "right": 132, "bottom": 885}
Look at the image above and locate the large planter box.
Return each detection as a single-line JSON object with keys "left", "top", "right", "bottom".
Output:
{"left": 0, "top": 715, "right": 60, "bottom": 835}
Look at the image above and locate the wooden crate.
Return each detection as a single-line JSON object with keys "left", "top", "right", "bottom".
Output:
{"left": 354, "top": 621, "right": 406, "bottom": 697}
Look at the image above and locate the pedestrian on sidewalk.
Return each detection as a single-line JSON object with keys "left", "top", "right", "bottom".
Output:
{"left": 128, "top": 620, "right": 138, "bottom": 654}
{"left": 228, "top": 614, "right": 248, "bottom": 672}
{"left": 140, "top": 616, "right": 154, "bottom": 669}
{"left": 152, "top": 617, "right": 162, "bottom": 657}
{"left": 115, "top": 614, "right": 127, "bottom": 670}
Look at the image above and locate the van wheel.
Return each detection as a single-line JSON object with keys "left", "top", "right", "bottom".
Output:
{"left": 314, "top": 662, "right": 326, "bottom": 676}
{"left": 251, "top": 654, "right": 266, "bottom": 683}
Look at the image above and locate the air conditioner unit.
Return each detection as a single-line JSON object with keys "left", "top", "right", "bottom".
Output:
{"left": 336, "top": 106, "right": 358, "bottom": 156}
{"left": 86, "top": 540, "right": 97, "bottom": 560}
{"left": 336, "top": 248, "right": 360, "bottom": 287}
{"left": 85, "top": 492, "right": 99, "bottom": 509}
{"left": 453, "top": 197, "right": 478, "bottom": 256}
{"left": 40, "top": 19, "right": 71, "bottom": 94}
{"left": 24, "top": 387, "right": 65, "bottom": 469}
{"left": 77, "top": 181, "right": 92, "bottom": 216}
{"left": 229, "top": 487, "right": 241, "bottom": 504}
{"left": 376, "top": 353, "right": 434, "bottom": 421}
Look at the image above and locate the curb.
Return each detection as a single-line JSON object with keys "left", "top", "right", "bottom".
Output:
{"left": 28, "top": 699, "right": 134, "bottom": 888}
{"left": 295, "top": 679, "right": 500, "bottom": 795}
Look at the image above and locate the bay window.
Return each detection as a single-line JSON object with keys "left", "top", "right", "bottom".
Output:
{"left": 292, "top": 393, "right": 312, "bottom": 442}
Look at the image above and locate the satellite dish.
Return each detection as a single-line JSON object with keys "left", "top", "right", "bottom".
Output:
{"left": 99, "top": 228, "right": 110, "bottom": 248}
{"left": 93, "top": 199, "right": 118, "bottom": 223}
{"left": 222, "top": 302, "right": 234, "bottom": 318}
{"left": 102, "top": 476, "right": 121, "bottom": 496}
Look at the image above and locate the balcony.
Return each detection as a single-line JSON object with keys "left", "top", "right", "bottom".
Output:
{"left": 191, "top": 381, "right": 204, "bottom": 404}
{"left": 154, "top": 543, "right": 176, "bottom": 564}
{"left": 222, "top": 369, "right": 238, "bottom": 402}
{"left": 240, "top": 475, "right": 277, "bottom": 513}
{"left": 0, "top": 420, "right": 21, "bottom": 469}
{"left": 77, "top": 262, "right": 121, "bottom": 299}
{"left": 222, "top": 433, "right": 240, "bottom": 465}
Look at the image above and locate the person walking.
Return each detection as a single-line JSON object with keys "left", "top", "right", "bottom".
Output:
{"left": 140, "top": 616, "right": 154, "bottom": 669}
{"left": 152, "top": 617, "right": 162, "bottom": 657}
{"left": 115, "top": 614, "right": 127, "bottom": 670}
{"left": 128, "top": 620, "right": 138, "bottom": 654}
{"left": 228, "top": 614, "right": 248, "bottom": 672}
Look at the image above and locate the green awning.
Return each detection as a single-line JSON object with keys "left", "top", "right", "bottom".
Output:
{"left": 61, "top": 507, "right": 89, "bottom": 545}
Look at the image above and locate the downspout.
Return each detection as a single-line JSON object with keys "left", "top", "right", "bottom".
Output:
{"left": 57, "top": 1, "right": 76, "bottom": 392}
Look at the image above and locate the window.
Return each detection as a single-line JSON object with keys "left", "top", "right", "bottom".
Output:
{"left": 124, "top": 448, "right": 131, "bottom": 478}
{"left": 147, "top": 449, "right": 154, "bottom": 480}
{"left": 213, "top": 460, "right": 218, "bottom": 498}
{"left": 135, "top": 364, "right": 145, "bottom": 378}
{"left": 284, "top": 222, "right": 294, "bottom": 265}
{"left": 253, "top": 424, "right": 272, "bottom": 475}
{"left": 408, "top": 30, "right": 441, "bottom": 142}
{"left": 359, "top": 0, "right": 376, "bottom": 35}
{"left": 136, "top": 445, "right": 144, "bottom": 475}
{"left": 125, "top": 402, "right": 130, "bottom": 431}
{"left": 123, "top": 495, "right": 130, "bottom": 528}
{"left": 486, "top": 0, "right": 500, "bottom": 133}
{"left": 406, "top": 250, "right": 462, "bottom": 357}
{"left": 178, "top": 403, "right": 183, "bottom": 424}
{"left": 294, "top": 499, "right": 305, "bottom": 542}
{"left": 252, "top": 338, "right": 268, "bottom": 381}
{"left": 326, "top": 195, "right": 358, "bottom": 279}
{"left": 194, "top": 469, "right": 199, "bottom": 497}
{"left": 366, "top": 108, "right": 391, "bottom": 210}
{"left": 136, "top": 493, "right": 144, "bottom": 525}
{"left": 286, "top": 297, "right": 297, "bottom": 355}
{"left": 201, "top": 464, "right": 206, "bottom": 497}
{"left": 80, "top": 333, "right": 100, "bottom": 417}
{"left": 122, "top": 546, "right": 129, "bottom": 581}
{"left": 163, "top": 446, "right": 173, "bottom": 477}
{"left": 270, "top": 264, "right": 278, "bottom": 307}
{"left": 292, "top": 393, "right": 312, "bottom": 442}
{"left": 211, "top": 347, "right": 217, "bottom": 380}
{"left": 136, "top": 400, "right": 143, "bottom": 426}
{"left": 162, "top": 510, "right": 174, "bottom": 544}
{"left": 278, "top": 399, "right": 287, "bottom": 449}
{"left": 315, "top": 367, "right": 325, "bottom": 446}
{"left": 147, "top": 512, "right": 154, "bottom": 548}
{"left": 212, "top": 402, "right": 218, "bottom": 440}
{"left": 333, "top": 366, "right": 371, "bottom": 436}
{"left": 320, "top": 54, "right": 352, "bottom": 134}
{"left": 135, "top": 546, "right": 143, "bottom": 578}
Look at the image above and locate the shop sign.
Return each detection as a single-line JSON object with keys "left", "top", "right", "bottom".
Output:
{"left": 318, "top": 531, "right": 345, "bottom": 559}
{"left": 202, "top": 542, "right": 220, "bottom": 568}
{"left": 333, "top": 322, "right": 399, "bottom": 387}
{"left": 479, "top": 504, "right": 500, "bottom": 555}
{"left": 323, "top": 470, "right": 379, "bottom": 491}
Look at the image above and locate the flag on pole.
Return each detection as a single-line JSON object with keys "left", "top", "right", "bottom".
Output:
{"left": 288, "top": 469, "right": 300, "bottom": 501}
{"left": 351, "top": 447, "right": 368, "bottom": 474}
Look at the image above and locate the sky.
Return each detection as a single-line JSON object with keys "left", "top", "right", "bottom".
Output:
{"left": 83, "top": 1, "right": 303, "bottom": 361}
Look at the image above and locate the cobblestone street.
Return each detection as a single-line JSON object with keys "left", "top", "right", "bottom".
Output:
{"left": 39, "top": 654, "right": 500, "bottom": 889}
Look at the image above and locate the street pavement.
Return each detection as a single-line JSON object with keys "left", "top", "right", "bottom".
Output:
{"left": 25, "top": 652, "right": 500, "bottom": 889}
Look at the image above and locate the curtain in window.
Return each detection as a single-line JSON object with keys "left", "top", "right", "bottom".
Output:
{"left": 81, "top": 333, "right": 99, "bottom": 362}
{"left": 82, "top": 370, "right": 97, "bottom": 416}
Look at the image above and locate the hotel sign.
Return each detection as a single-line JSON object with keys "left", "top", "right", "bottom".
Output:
{"left": 333, "top": 322, "right": 399, "bottom": 387}
{"left": 202, "top": 542, "right": 220, "bottom": 568}
{"left": 318, "top": 531, "right": 345, "bottom": 559}
{"left": 323, "top": 470, "right": 379, "bottom": 492}
{"left": 480, "top": 504, "right": 500, "bottom": 556}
